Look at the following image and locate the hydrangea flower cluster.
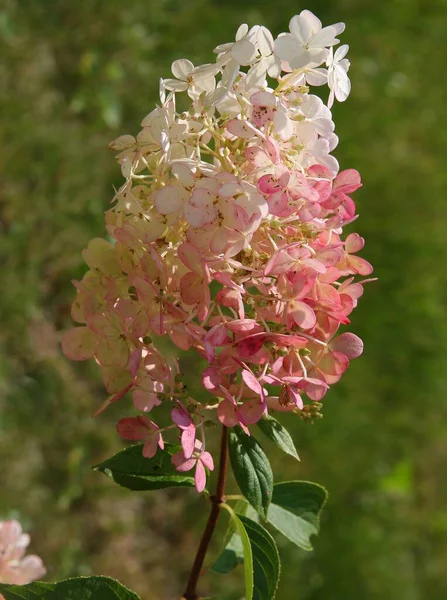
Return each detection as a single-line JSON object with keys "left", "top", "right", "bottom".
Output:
{"left": 63, "top": 10, "right": 373, "bottom": 493}
{"left": 0, "top": 520, "right": 46, "bottom": 586}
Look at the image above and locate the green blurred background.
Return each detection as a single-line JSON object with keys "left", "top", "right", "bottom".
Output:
{"left": 1, "top": 0, "right": 446, "bottom": 598}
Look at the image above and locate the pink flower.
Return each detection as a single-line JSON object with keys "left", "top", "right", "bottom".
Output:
{"left": 116, "top": 416, "right": 164, "bottom": 458}
{"left": 171, "top": 403, "right": 196, "bottom": 459}
{"left": 171, "top": 441, "right": 214, "bottom": 493}
{"left": 0, "top": 520, "right": 46, "bottom": 585}
{"left": 62, "top": 11, "right": 373, "bottom": 488}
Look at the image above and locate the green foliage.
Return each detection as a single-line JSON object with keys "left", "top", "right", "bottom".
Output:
{"left": 257, "top": 416, "right": 300, "bottom": 461}
{"left": 238, "top": 514, "right": 280, "bottom": 600}
{"left": 93, "top": 443, "right": 195, "bottom": 491}
{"left": 228, "top": 427, "right": 273, "bottom": 519}
{"left": 220, "top": 503, "right": 281, "bottom": 600}
{"left": 221, "top": 504, "right": 254, "bottom": 600}
{"left": 0, "top": 576, "right": 140, "bottom": 600}
{"left": 268, "top": 482, "right": 328, "bottom": 551}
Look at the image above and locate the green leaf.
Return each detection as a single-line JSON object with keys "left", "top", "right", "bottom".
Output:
{"left": 211, "top": 500, "right": 249, "bottom": 574}
{"left": 228, "top": 427, "right": 273, "bottom": 519}
{"left": 93, "top": 443, "right": 195, "bottom": 491}
{"left": 267, "top": 481, "right": 328, "bottom": 551}
{"left": 239, "top": 514, "right": 280, "bottom": 600}
{"left": 257, "top": 415, "right": 300, "bottom": 460}
{"left": 0, "top": 575, "right": 140, "bottom": 599}
{"left": 221, "top": 504, "right": 254, "bottom": 600}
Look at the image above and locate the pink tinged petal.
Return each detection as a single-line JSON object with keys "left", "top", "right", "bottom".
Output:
{"left": 303, "top": 379, "right": 329, "bottom": 401}
{"left": 173, "top": 455, "right": 197, "bottom": 472}
{"left": 258, "top": 173, "right": 287, "bottom": 194}
{"left": 194, "top": 460, "right": 207, "bottom": 493}
{"left": 210, "top": 228, "right": 231, "bottom": 255}
{"left": 180, "top": 272, "right": 202, "bottom": 305}
{"left": 133, "top": 390, "right": 160, "bottom": 412}
{"left": 178, "top": 241, "right": 203, "bottom": 275}
{"left": 345, "top": 233, "right": 365, "bottom": 253}
{"left": 14, "top": 555, "right": 46, "bottom": 584}
{"left": 218, "top": 400, "right": 239, "bottom": 427}
{"left": 237, "top": 334, "right": 266, "bottom": 358}
{"left": 219, "top": 182, "right": 244, "bottom": 197}
{"left": 185, "top": 189, "right": 218, "bottom": 227}
{"left": 290, "top": 301, "right": 317, "bottom": 330}
{"left": 202, "top": 366, "right": 223, "bottom": 391}
{"left": 320, "top": 351, "right": 349, "bottom": 376}
{"left": 116, "top": 416, "right": 151, "bottom": 441}
{"left": 242, "top": 369, "right": 262, "bottom": 395}
{"left": 172, "top": 162, "right": 195, "bottom": 187}
{"left": 171, "top": 406, "right": 193, "bottom": 428}
{"left": 128, "top": 348, "right": 142, "bottom": 378}
{"left": 245, "top": 146, "right": 270, "bottom": 167}
{"left": 95, "top": 336, "right": 129, "bottom": 368}
{"left": 227, "top": 119, "right": 255, "bottom": 139}
{"left": 200, "top": 451, "right": 214, "bottom": 471}
{"left": 331, "top": 332, "right": 363, "bottom": 359}
{"left": 288, "top": 385, "right": 304, "bottom": 409}
{"left": 334, "top": 169, "right": 362, "bottom": 193}
{"left": 266, "top": 190, "right": 289, "bottom": 216}
{"left": 62, "top": 327, "right": 96, "bottom": 361}
{"left": 250, "top": 91, "right": 277, "bottom": 107}
{"left": 347, "top": 255, "right": 374, "bottom": 276}
{"left": 154, "top": 185, "right": 188, "bottom": 215}
{"left": 181, "top": 424, "right": 196, "bottom": 459}
{"left": 143, "top": 435, "right": 159, "bottom": 458}
{"left": 238, "top": 399, "right": 265, "bottom": 425}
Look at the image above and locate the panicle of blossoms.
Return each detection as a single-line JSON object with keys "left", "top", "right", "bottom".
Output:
{"left": 0, "top": 520, "right": 46, "bottom": 585}
{"left": 62, "top": 10, "right": 373, "bottom": 493}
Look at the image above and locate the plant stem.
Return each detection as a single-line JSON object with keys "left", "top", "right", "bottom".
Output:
{"left": 182, "top": 425, "right": 229, "bottom": 600}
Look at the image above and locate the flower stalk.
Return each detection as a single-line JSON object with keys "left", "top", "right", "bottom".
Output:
{"left": 183, "top": 426, "right": 229, "bottom": 600}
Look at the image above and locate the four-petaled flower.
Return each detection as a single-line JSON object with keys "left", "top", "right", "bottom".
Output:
{"left": 172, "top": 441, "right": 214, "bottom": 493}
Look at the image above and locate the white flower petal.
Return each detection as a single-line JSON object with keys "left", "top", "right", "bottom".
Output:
{"left": 154, "top": 185, "right": 188, "bottom": 215}
{"left": 163, "top": 79, "right": 189, "bottom": 92}
{"left": 236, "top": 23, "right": 249, "bottom": 41}
{"left": 289, "top": 14, "right": 313, "bottom": 45}
{"left": 109, "top": 135, "right": 136, "bottom": 151}
{"left": 334, "top": 44, "right": 349, "bottom": 61}
{"left": 220, "top": 59, "right": 239, "bottom": 87}
{"left": 257, "top": 26, "right": 274, "bottom": 56}
{"left": 246, "top": 60, "right": 268, "bottom": 89}
{"left": 250, "top": 90, "right": 277, "bottom": 107}
{"left": 274, "top": 34, "right": 300, "bottom": 62}
{"left": 300, "top": 10, "right": 323, "bottom": 33}
{"left": 231, "top": 39, "right": 257, "bottom": 65}
{"left": 171, "top": 59, "right": 194, "bottom": 80}
{"left": 305, "top": 68, "right": 328, "bottom": 86}
{"left": 311, "top": 24, "right": 344, "bottom": 47}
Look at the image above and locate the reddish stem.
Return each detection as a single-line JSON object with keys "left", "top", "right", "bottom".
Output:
{"left": 182, "top": 425, "right": 229, "bottom": 600}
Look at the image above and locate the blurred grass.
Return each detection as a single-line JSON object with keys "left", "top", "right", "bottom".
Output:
{"left": 1, "top": 0, "right": 446, "bottom": 598}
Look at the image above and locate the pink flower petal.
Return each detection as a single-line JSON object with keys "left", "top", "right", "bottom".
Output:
{"left": 116, "top": 416, "right": 151, "bottom": 441}
{"left": 181, "top": 424, "right": 196, "bottom": 459}
{"left": 331, "top": 332, "right": 363, "bottom": 359}
{"left": 200, "top": 451, "right": 214, "bottom": 471}
{"left": 194, "top": 460, "right": 207, "bottom": 493}
{"left": 241, "top": 369, "right": 262, "bottom": 395}
{"left": 62, "top": 327, "right": 96, "bottom": 361}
